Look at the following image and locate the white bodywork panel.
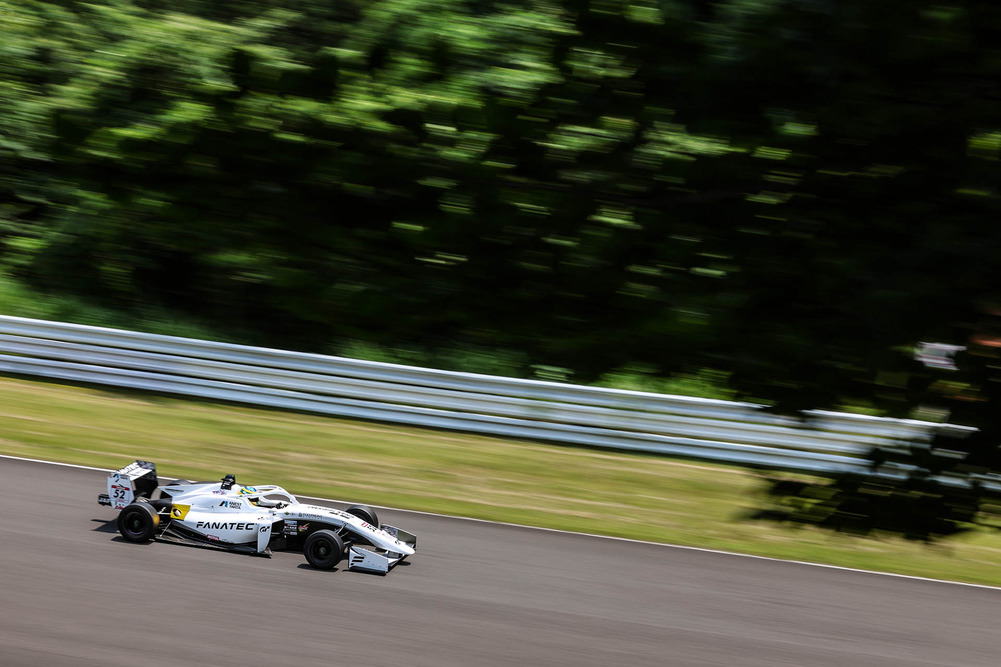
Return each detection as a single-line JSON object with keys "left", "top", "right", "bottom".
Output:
{"left": 119, "top": 471, "right": 418, "bottom": 570}
{"left": 274, "top": 503, "right": 416, "bottom": 557}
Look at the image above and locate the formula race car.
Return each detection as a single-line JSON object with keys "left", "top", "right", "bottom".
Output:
{"left": 98, "top": 461, "right": 416, "bottom": 574}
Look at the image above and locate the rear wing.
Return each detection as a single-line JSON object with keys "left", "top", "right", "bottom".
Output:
{"left": 98, "top": 460, "right": 158, "bottom": 509}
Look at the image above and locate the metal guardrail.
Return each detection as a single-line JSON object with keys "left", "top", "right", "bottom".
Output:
{"left": 0, "top": 315, "right": 975, "bottom": 475}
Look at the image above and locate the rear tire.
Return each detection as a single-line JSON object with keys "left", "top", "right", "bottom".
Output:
{"left": 346, "top": 505, "right": 379, "bottom": 527}
{"left": 304, "top": 530, "right": 345, "bottom": 570}
{"left": 117, "top": 502, "right": 160, "bottom": 543}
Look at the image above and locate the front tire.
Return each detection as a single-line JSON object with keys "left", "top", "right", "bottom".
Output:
{"left": 346, "top": 504, "right": 379, "bottom": 527}
{"left": 304, "top": 530, "right": 345, "bottom": 570}
{"left": 117, "top": 502, "right": 160, "bottom": 543}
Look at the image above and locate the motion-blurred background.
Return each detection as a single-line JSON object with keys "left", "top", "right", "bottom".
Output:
{"left": 4, "top": 1, "right": 1001, "bottom": 561}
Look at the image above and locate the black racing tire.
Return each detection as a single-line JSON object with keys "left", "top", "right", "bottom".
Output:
{"left": 345, "top": 504, "right": 379, "bottom": 527}
{"left": 117, "top": 502, "right": 160, "bottom": 543}
{"left": 303, "top": 530, "right": 345, "bottom": 570}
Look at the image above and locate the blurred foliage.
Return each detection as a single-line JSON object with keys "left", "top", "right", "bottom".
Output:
{"left": 3, "top": 2, "right": 1001, "bottom": 458}
{"left": 758, "top": 307, "right": 1001, "bottom": 541}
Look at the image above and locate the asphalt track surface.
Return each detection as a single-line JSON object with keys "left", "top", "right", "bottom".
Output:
{"left": 1, "top": 458, "right": 999, "bottom": 666}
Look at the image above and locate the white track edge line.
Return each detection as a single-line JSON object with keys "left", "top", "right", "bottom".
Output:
{"left": 5, "top": 453, "right": 1000, "bottom": 592}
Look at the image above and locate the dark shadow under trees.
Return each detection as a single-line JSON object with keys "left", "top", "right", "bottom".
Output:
{"left": 752, "top": 442, "right": 1001, "bottom": 542}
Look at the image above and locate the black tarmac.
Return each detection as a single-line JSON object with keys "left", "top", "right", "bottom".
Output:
{"left": 0, "top": 457, "right": 997, "bottom": 666}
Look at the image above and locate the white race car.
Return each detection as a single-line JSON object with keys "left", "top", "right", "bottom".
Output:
{"left": 98, "top": 460, "right": 417, "bottom": 574}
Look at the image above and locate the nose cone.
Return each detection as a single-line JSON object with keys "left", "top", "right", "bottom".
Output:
{"left": 397, "top": 542, "right": 416, "bottom": 556}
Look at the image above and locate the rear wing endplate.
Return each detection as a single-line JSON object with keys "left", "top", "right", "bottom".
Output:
{"left": 98, "top": 460, "right": 158, "bottom": 509}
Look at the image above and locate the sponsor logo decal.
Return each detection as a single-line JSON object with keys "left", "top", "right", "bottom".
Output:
{"left": 195, "top": 521, "right": 257, "bottom": 531}
{"left": 219, "top": 500, "right": 242, "bottom": 509}
{"left": 299, "top": 514, "right": 332, "bottom": 522}
{"left": 283, "top": 520, "right": 313, "bottom": 536}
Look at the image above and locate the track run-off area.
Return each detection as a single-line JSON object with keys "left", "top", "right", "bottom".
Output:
{"left": 1, "top": 456, "right": 998, "bottom": 666}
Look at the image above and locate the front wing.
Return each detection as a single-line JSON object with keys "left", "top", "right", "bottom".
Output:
{"left": 347, "top": 524, "right": 417, "bottom": 574}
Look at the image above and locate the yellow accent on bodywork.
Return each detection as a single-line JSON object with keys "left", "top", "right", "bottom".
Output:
{"left": 171, "top": 504, "right": 190, "bottom": 520}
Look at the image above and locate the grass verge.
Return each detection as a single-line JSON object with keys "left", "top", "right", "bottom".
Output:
{"left": 1, "top": 375, "right": 999, "bottom": 586}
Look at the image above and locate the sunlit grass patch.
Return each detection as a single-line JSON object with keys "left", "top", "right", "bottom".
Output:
{"left": 0, "top": 375, "right": 999, "bottom": 586}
